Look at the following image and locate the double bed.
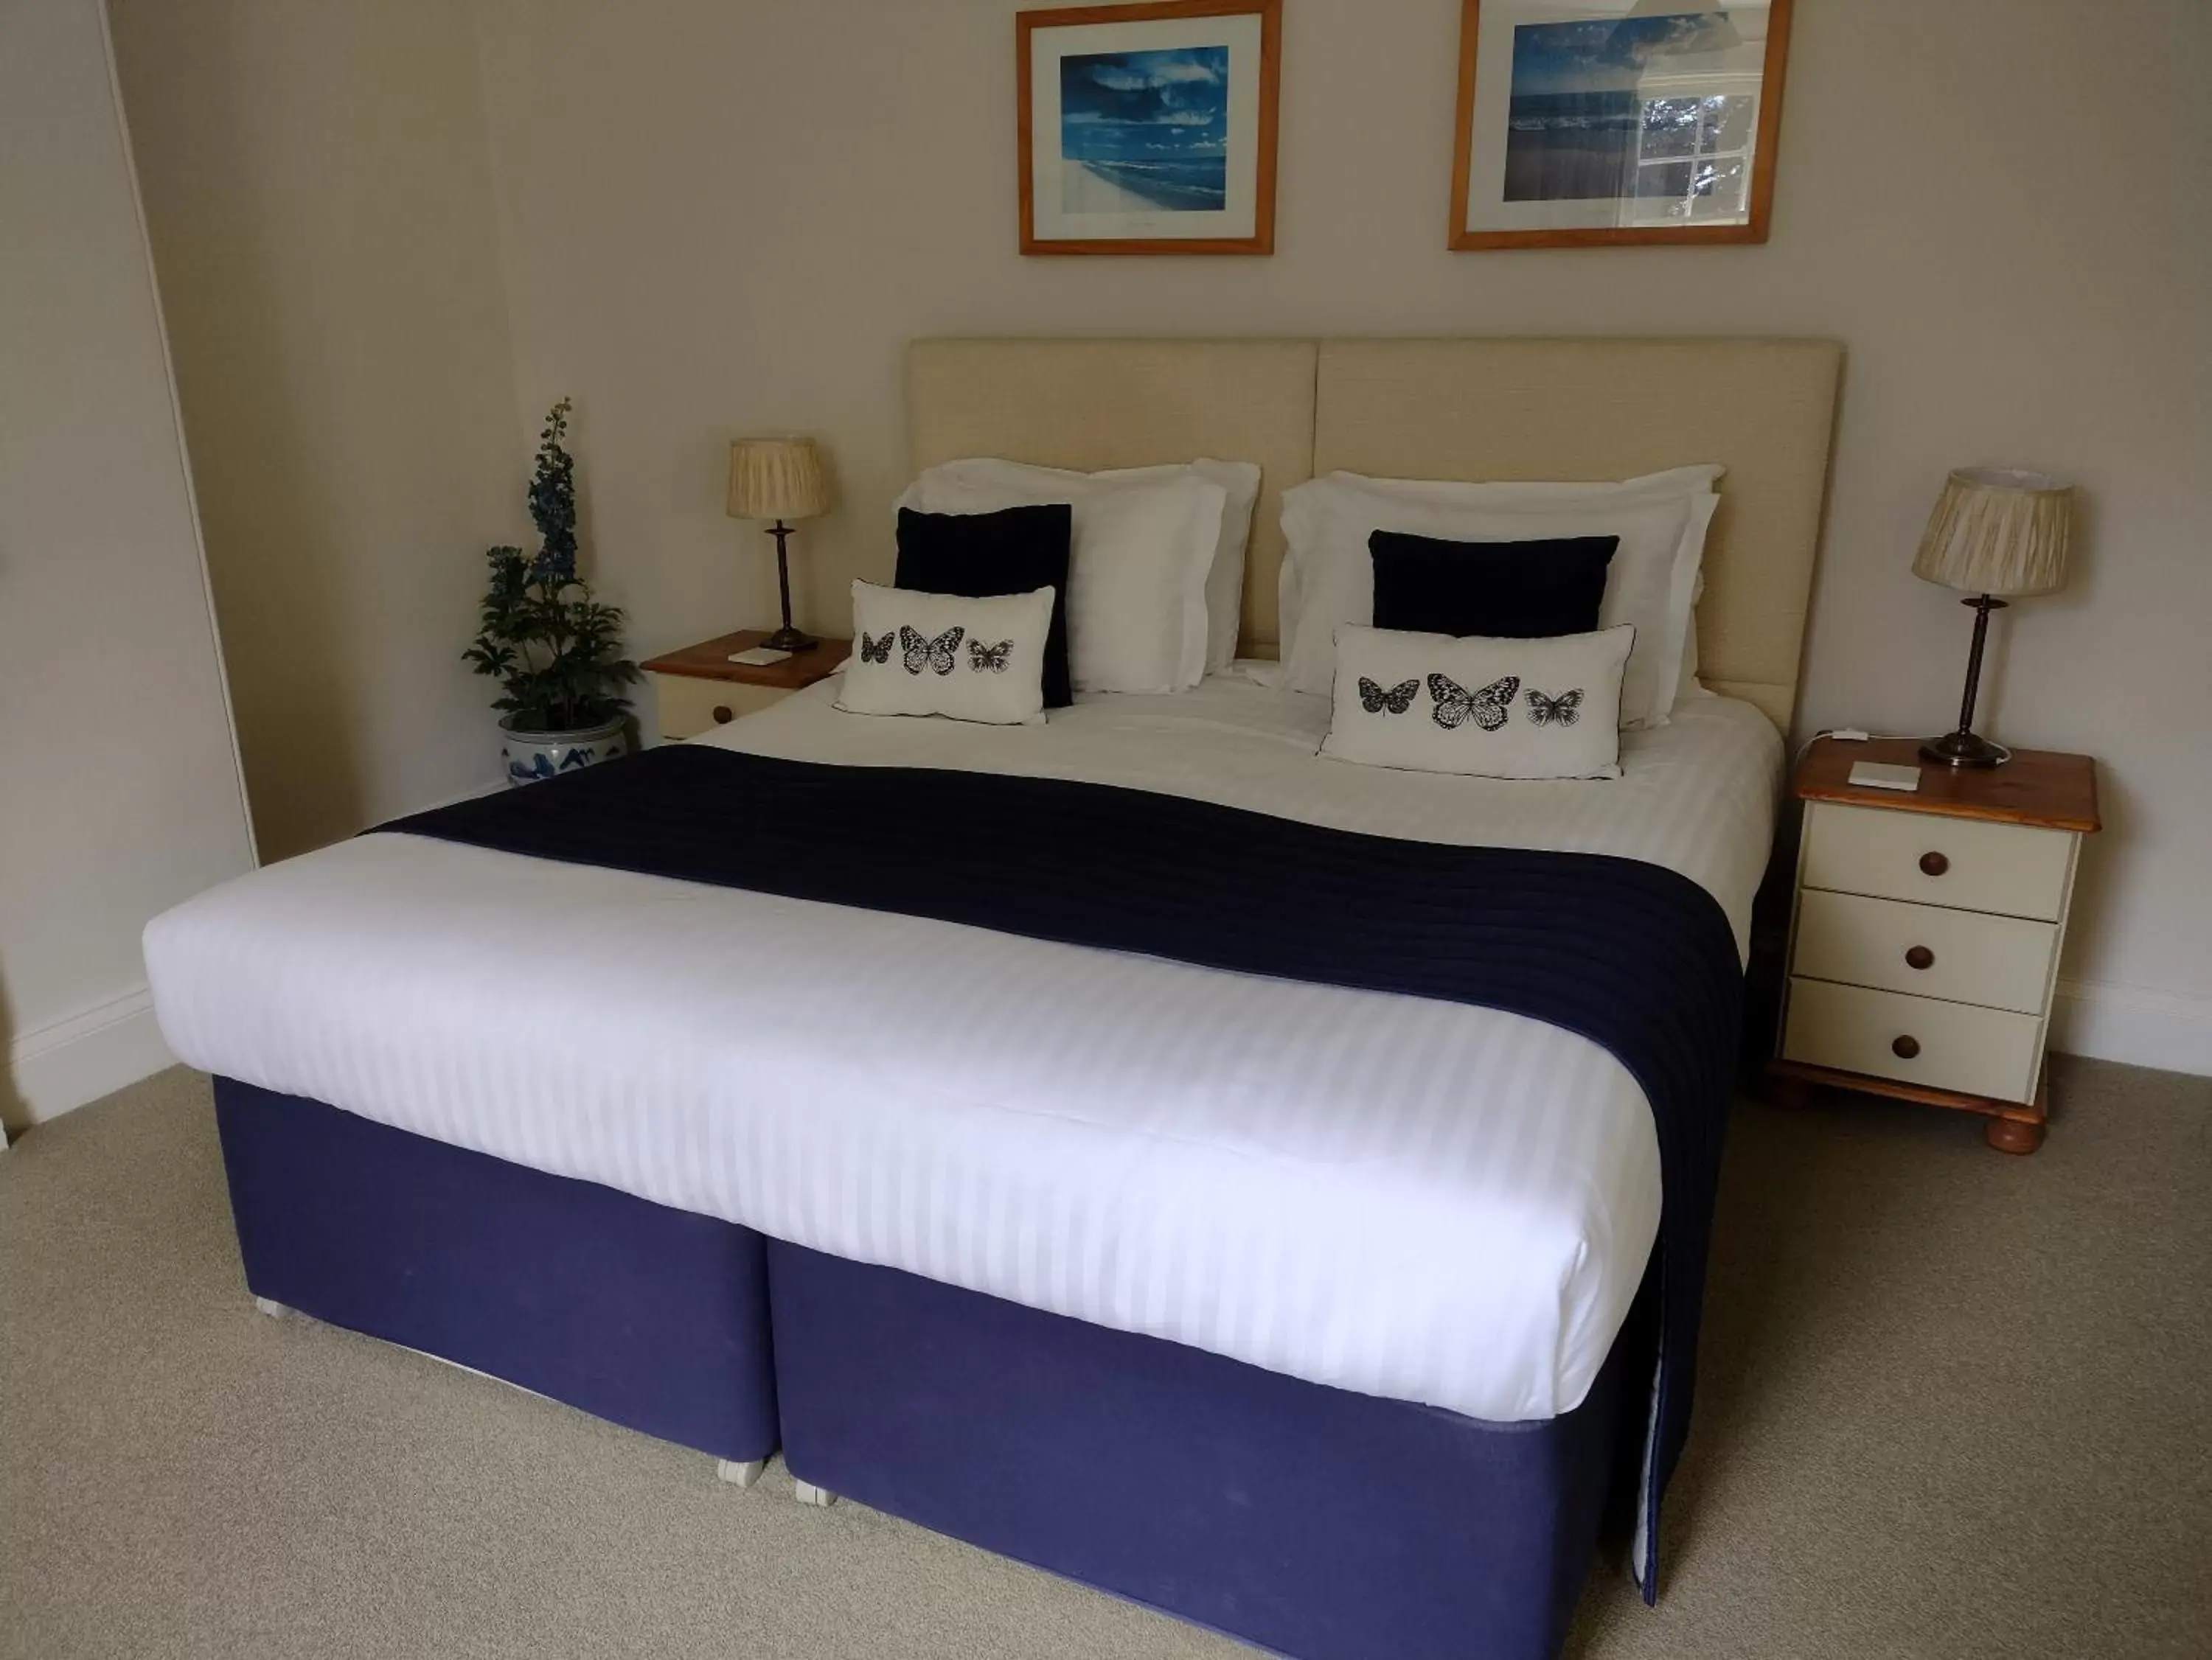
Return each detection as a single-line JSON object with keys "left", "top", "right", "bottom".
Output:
{"left": 146, "top": 337, "right": 1840, "bottom": 1660}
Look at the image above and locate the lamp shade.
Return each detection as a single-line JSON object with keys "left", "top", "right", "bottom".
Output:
{"left": 727, "top": 436, "right": 832, "bottom": 522}
{"left": 1911, "top": 467, "right": 2073, "bottom": 597}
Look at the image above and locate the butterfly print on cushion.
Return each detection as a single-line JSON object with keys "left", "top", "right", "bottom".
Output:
{"left": 968, "top": 638, "right": 1014, "bottom": 674}
{"left": 899, "top": 624, "right": 964, "bottom": 676}
{"left": 859, "top": 631, "right": 894, "bottom": 665}
{"left": 1427, "top": 673, "right": 1519, "bottom": 733}
{"left": 1358, "top": 676, "right": 1419, "bottom": 715}
{"left": 1524, "top": 688, "right": 1584, "bottom": 727}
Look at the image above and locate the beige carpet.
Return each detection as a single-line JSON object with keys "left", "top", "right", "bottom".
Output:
{"left": 2, "top": 1059, "right": 2207, "bottom": 1660}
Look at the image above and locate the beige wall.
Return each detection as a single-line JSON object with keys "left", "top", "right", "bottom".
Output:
{"left": 0, "top": 0, "right": 257, "bottom": 1129}
{"left": 98, "top": 0, "right": 2209, "bottom": 1073}
{"left": 110, "top": 0, "right": 528, "bottom": 861}
{"left": 466, "top": 0, "right": 2212, "bottom": 1071}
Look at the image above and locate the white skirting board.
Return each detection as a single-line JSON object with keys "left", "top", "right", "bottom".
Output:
{"left": 2050, "top": 978, "right": 2212, "bottom": 1081}
{"left": 6, "top": 984, "right": 176, "bottom": 1129}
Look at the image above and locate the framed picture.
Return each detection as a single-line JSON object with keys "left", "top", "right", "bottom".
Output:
{"left": 1018, "top": 0, "right": 1281, "bottom": 256}
{"left": 1449, "top": 0, "right": 1793, "bottom": 250}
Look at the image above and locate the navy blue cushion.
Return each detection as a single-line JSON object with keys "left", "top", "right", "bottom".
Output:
{"left": 1369, "top": 530, "right": 1618, "bottom": 640}
{"left": 896, "top": 504, "right": 1073, "bottom": 708}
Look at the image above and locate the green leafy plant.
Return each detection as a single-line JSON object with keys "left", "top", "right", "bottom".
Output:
{"left": 465, "top": 397, "right": 636, "bottom": 731}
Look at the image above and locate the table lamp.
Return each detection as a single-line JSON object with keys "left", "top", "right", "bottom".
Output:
{"left": 1912, "top": 467, "right": 2073, "bottom": 769}
{"left": 727, "top": 436, "right": 832, "bottom": 652}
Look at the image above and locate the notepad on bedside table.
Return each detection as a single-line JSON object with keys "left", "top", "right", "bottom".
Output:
{"left": 1846, "top": 761, "right": 1921, "bottom": 792}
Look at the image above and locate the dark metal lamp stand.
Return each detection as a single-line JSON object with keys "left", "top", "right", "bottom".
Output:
{"left": 1920, "top": 593, "right": 2009, "bottom": 768}
{"left": 759, "top": 519, "right": 816, "bottom": 652}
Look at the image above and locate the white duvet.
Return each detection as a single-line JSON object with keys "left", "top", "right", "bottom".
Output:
{"left": 144, "top": 673, "right": 1779, "bottom": 1425}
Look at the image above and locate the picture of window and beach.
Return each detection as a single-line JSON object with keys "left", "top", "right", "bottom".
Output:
{"left": 1503, "top": 12, "right": 1757, "bottom": 217}
{"left": 1060, "top": 45, "right": 1229, "bottom": 214}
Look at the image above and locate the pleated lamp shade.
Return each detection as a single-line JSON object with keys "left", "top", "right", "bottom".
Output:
{"left": 1912, "top": 467, "right": 2074, "bottom": 598}
{"left": 726, "top": 436, "right": 832, "bottom": 522}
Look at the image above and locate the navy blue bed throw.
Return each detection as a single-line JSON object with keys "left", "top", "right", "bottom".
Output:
{"left": 383, "top": 743, "right": 1743, "bottom": 1595}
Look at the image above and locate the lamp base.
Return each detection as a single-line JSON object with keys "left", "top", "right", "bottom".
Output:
{"left": 759, "top": 624, "right": 817, "bottom": 653}
{"left": 1919, "top": 728, "right": 2010, "bottom": 770}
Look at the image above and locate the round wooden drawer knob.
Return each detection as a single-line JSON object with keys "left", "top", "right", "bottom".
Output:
{"left": 1905, "top": 945, "right": 1935, "bottom": 971}
{"left": 1919, "top": 851, "right": 1950, "bottom": 877}
{"left": 1891, "top": 1034, "right": 1921, "bottom": 1060}
{"left": 712, "top": 705, "right": 734, "bottom": 725}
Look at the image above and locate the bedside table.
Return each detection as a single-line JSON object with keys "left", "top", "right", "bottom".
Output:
{"left": 1769, "top": 738, "right": 2100, "bottom": 1154}
{"left": 639, "top": 630, "right": 849, "bottom": 741}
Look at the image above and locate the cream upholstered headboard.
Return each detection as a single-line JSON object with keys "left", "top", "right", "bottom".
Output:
{"left": 907, "top": 336, "right": 1840, "bottom": 730}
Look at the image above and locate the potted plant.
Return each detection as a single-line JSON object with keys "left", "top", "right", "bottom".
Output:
{"left": 467, "top": 397, "right": 638, "bottom": 785}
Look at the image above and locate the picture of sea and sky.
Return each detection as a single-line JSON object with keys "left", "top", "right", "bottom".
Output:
{"left": 1504, "top": 12, "right": 1754, "bottom": 212}
{"left": 1060, "top": 46, "right": 1229, "bottom": 214}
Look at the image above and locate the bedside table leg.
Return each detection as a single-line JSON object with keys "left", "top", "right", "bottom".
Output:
{"left": 1986, "top": 1115, "right": 2044, "bottom": 1155}
{"left": 1767, "top": 1071, "right": 1813, "bottom": 1112}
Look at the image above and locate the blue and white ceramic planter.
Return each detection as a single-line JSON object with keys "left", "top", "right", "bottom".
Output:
{"left": 498, "top": 714, "right": 628, "bottom": 787}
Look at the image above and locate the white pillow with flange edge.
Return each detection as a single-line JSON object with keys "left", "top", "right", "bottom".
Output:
{"left": 1278, "top": 470, "right": 1718, "bottom": 728}
{"left": 1316, "top": 467, "right": 1721, "bottom": 698}
{"left": 1677, "top": 568, "right": 1710, "bottom": 702}
{"left": 905, "top": 461, "right": 1249, "bottom": 683}
{"left": 1276, "top": 465, "right": 1722, "bottom": 649}
{"left": 911, "top": 472, "right": 1222, "bottom": 695}
{"left": 1279, "top": 484, "right": 1707, "bottom": 728}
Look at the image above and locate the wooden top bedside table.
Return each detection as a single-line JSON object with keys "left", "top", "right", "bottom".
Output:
{"left": 1769, "top": 737, "right": 2099, "bottom": 1154}
{"left": 640, "top": 630, "right": 850, "bottom": 741}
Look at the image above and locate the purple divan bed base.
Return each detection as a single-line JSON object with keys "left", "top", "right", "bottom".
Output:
{"left": 213, "top": 1077, "right": 780, "bottom": 1464}
{"left": 214, "top": 1078, "right": 1639, "bottom": 1660}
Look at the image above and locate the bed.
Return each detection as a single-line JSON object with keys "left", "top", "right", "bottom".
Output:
{"left": 145, "top": 337, "right": 1840, "bottom": 1660}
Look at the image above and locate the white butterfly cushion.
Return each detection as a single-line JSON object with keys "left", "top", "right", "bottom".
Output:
{"left": 1278, "top": 469, "right": 1718, "bottom": 728}
{"left": 908, "top": 465, "right": 1234, "bottom": 691}
{"left": 837, "top": 580, "right": 1054, "bottom": 725}
{"left": 1320, "top": 624, "right": 1635, "bottom": 781}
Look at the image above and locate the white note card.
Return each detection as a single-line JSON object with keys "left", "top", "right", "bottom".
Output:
{"left": 1848, "top": 761, "right": 1921, "bottom": 792}
{"left": 728, "top": 646, "right": 792, "bottom": 666}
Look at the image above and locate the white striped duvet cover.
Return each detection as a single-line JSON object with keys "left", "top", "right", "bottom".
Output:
{"left": 143, "top": 673, "right": 1779, "bottom": 1425}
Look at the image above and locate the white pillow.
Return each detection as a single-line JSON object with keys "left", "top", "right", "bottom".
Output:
{"left": 1332, "top": 464, "right": 1722, "bottom": 508}
{"left": 1276, "top": 466, "right": 1719, "bottom": 648}
{"left": 911, "top": 461, "right": 1249, "bottom": 681}
{"left": 1329, "top": 465, "right": 1719, "bottom": 698}
{"left": 1121, "top": 460, "right": 1259, "bottom": 673}
{"left": 1678, "top": 569, "right": 1708, "bottom": 701}
{"left": 1321, "top": 624, "right": 1635, "bottom": 780}
{"left": 1279, "top": 472, "right": 1717, "bottom": 728}
{"left": 837, "top": 580, "right": 1053, "bottom": 725}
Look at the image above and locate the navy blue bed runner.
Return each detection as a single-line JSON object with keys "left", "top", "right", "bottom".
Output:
{"left": 383, "top": 744, "right": 1743, "bottom": 1594}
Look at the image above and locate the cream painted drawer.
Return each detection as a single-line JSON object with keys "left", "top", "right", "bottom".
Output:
{"left": 650, "top": 674, "right": 789, "bottom": 740}
{"left": 1792, "top": 890, "right": 2059, "bottom": 1015}
{"left": 1783, "top": 977, "right": 2042, "bottom": 1103}
{"left": 1802, "top": 802, "right": 2074, "bottom": 921}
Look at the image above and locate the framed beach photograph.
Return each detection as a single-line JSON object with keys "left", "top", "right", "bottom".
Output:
{"left": 1450, "top": 0, "right": 1793, "bottom": 250}
{"left": 1018, "top": 0, "right": 1281, "bottom": 256}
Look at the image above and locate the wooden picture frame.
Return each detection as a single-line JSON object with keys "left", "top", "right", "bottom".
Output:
{"left": 1449, "top": 0, "right": 1793, "bottom": 251}
{"left": 1018, "top": 0, "right": 1281, "bottom": 256}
